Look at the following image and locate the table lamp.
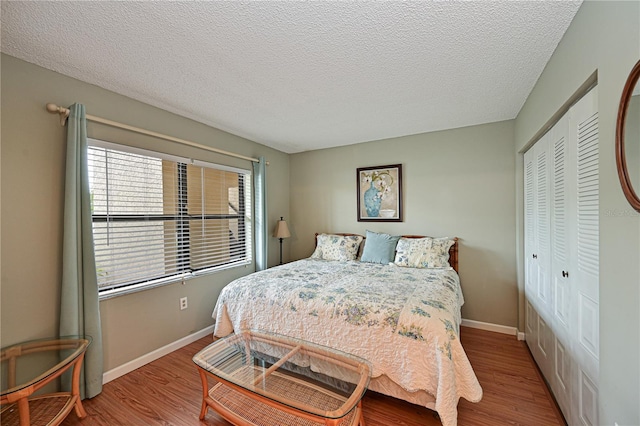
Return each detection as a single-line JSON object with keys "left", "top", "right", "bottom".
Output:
{"left": 273, "top": 217, "right": 291, "bottom": 265}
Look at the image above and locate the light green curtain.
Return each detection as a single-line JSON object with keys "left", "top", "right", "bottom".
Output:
{"left": 253, "top": 156, "right": 268, "bottom": 271}
{"left": 60, "top": 104, "right": 103, "bottom": 399}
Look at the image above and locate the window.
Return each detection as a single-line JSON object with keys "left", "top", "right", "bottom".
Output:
{"left": 88, "top": 140, "right": 252, "bottom": 295}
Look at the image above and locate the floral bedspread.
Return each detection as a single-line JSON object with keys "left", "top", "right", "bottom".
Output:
{"left": 212, "top": 259, "right": 482, "bottom": 426}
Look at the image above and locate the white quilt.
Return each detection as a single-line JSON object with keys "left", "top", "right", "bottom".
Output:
{"left": 212, "top": 259, "right": 482, "bottom": 426}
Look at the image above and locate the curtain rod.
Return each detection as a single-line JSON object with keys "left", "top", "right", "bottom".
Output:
{"left": 46, "top": 103, "right": 261, "bottom": 164}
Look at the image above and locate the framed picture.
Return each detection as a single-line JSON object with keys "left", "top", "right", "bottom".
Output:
{"left": 357, "top": 164, "right": 402, "bottom": 222}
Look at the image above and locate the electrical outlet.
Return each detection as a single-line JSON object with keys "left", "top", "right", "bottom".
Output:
{"left": 180, "top": 297, "right": 188, "bottom": 310}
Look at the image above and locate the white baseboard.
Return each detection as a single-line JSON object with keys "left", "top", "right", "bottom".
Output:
{"left": 102, "top": 324, "right": 214, "bottom": 384}
{"left": 103, "top": 320, "right": 523, "bottom": 384}
{"left": 461, "top": 318, "right": 522, "bottom": 339}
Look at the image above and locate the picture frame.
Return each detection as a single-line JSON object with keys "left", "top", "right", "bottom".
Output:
{"left": 357, "top": 164, "right": 402, "bottom": 222}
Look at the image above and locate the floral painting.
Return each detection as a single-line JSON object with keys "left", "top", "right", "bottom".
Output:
{"left": 357, "top": 164, "right": 402, "bottom": 221}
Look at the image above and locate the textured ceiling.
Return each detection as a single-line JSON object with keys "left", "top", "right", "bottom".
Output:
{"left": 1, "top": 1, "right": 581, "bottom": 154}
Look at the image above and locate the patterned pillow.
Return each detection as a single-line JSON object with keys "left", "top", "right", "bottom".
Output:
{"left": 311, "top": 234, "right": 364, "bottom": 261}
{"left": 394, "top": 237, "right": 455, "bottom": 268}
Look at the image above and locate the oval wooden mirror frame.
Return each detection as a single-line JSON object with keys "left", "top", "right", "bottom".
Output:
{"left": 616, "top": 59, "right": 640, "bottom": 213}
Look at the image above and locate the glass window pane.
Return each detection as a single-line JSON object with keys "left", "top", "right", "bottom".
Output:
{"left": 89, "top": 142, "right": 252, "bottom": 293}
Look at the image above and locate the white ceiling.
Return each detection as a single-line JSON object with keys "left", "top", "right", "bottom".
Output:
{"left": 1, "top": 1, "right": 581, "bottom": 154}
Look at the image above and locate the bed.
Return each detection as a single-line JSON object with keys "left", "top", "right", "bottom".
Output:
{"left": 212, "top": 232, "right": 482, "bottom": 426}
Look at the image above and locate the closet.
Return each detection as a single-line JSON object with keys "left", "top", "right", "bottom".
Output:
{"left": 524, "top": 86, "right": 599, "bottom": 426}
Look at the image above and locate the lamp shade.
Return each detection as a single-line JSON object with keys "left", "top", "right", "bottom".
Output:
{"left": 273, "top": 217, "right": 291, "bottom": 239}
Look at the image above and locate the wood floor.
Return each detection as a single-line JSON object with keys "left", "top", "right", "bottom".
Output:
{"left": 61, "top": 327, "right": 565, "bottom": 426}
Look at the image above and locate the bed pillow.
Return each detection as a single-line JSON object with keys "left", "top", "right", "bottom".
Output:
{"left": 311, "top": 234, "right": 364, "bottom": 261}
{"left": 360, "top": 230, "right": 400, "bottom": 264}
{"left": 394, "top": 237, "right": 455, "bottom": 268}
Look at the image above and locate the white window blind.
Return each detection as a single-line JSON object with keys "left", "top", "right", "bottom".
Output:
{"left": 88, "top": 141, "right": 252, "bottom": 293}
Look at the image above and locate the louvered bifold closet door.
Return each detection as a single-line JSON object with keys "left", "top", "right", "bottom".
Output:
{"left": 524, "top": 131, "right": 553, "bottom": 375}
{"left": 524, "top": 148, "right": 539, "bottom": 353}
{"left": 535, "top": 134, "right": 552, "bottom": 319}
{"left": 571, "top": 87, "right": 600, "bottom": 426}
{"left": 549, "top": 114, "right": 574, "bottom": 422}
{"left": 535, "top": 133, "right": 553, "bottom": 377}
{"left": 524, "top": 86, "right": 599, "bottom": 426}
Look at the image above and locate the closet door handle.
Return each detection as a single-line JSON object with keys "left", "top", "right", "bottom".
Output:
{"left": 562, "top": 270, "right": 569, "bottom": 278}
{"left": 533, "top": 254, "right": 538, "bottom": 259}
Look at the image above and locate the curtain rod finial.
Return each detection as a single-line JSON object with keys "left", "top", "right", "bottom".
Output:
{"left": 46, "top": 103, "right": 60, "bottom": 113}
{"left": 46, "top": 103, "right": 70, "bottom": 126}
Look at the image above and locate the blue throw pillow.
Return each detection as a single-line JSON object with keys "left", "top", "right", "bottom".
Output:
{"left": 360, "top": 230, "right": 400, "bottom": 264}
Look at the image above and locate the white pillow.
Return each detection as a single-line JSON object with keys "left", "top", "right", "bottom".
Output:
{"left": 394, "top": 237, "right": 455, "bottom": 268}
{"left": 311, "top": 234, "right": 364, "bottom": 261}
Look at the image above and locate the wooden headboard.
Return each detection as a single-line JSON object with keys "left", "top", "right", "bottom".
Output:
{"left": 314, "top": 233, "right": 459, "bottom": 273}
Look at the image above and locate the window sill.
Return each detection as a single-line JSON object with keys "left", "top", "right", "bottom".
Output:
{"left": 98, "top": 260, "right": 252, "bottom": 301}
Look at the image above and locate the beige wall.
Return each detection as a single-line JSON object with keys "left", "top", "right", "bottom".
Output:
{"left": 514, "top": 2, "right": 640, "bottom": 424}
{"left": 0, "top": 54, "right": 290, "bottom": 371}
{"left": 290, "top": 120, "right": 517, "bottom": 327}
